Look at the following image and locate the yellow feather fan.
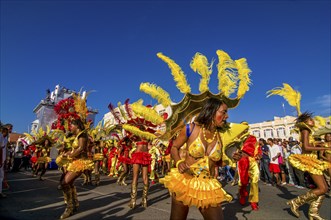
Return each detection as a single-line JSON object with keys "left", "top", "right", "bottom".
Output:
{"left": 157, "top": 52, "right": 191, "bottom": 94}
{"left": 190, "top": 52, "right": 213, "bottom": 93}
{"left": 236, "top": 58, "right": 252, "bottom": 99}
{"left": 131, "top": 100, "right": 164, "bottom": 125}
{"left": 216, "top": 50, "right": 238, "bottom": 97}
{"left": 123, "top": 124, "right": 156, "bottom": 141}
{"left": 266, "top": 83, "right": 301, "bottom": 115}
{"left": 140, "top": 82, "right": 172, "bottom": 107}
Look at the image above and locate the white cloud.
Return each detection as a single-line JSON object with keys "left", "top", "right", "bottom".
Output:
{"left": 312, "top": 94, "right": 331, "bottom": 116}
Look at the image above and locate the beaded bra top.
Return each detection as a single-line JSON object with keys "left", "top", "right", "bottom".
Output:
{"left": 188, "top": 129, "right": 222, "bottom": 162}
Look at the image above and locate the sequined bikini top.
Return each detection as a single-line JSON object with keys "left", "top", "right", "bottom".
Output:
{"left": 72, "top": 131, "right": 86, "bottom": 149}
{"left": 188, "top": 129, "right": 222, "bottom": 162}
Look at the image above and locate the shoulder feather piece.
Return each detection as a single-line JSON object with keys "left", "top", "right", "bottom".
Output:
{"left": 157, "top": 52, "right": 191, "bottom": 94}
{"left": 266, "top": 83, "right": 301, "bottom": 115}
{"left": 140, "top": 82, "right": 172, "bottom": 107}
{"left": 216, "top": 50, "right": 238, "bottom": 97}
{"left": 190, "top": 52, "right": 213, "bottom": 93}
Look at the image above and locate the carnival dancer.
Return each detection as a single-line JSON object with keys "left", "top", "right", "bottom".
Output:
{"left": 117, "top": 137, "right": 132, "bottom": 186}
{"left": 128, "top": 136, "right": 152, "bottom": 208}
{"left": 58, "top": 91, "right": 94, "bottom": 219}
{"left": 237, "top": 132, "right": 261, "bottom": 211}
{"left": 34, "top": 139, "right": 52, "bottom": 180}
{"left": 107, "top": 139, "right": 120, "bottom": 177}
{"left": 148, "top": 140, "right": 161, "bottom": 185}
{"left": 102, "top": 141, "right": 109, "bottom": 175}
{"left": 139, "top": 50, "right": 252, "bottom": 219}
{"left": 81, "top": 138, "right": 93, "bottom": 186}
{"left": 267, "top": 83, "right": 331, "bottom": 220}
{"left": 108, "top": 98, "right": 163, "bottom": 209}
{"left": 92, "top": 140, "right": 104, "bottom": 186}
{"left": 24, "top": 128, "right": 54, "bottom": 181}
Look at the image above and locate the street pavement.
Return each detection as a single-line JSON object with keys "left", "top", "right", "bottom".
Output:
{"left": 0, "top": 169, "right": 330, "bottom": 220}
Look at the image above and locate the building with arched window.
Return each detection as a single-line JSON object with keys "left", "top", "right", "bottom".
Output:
{"left": 248, "top": 116, "right": 298, "bottom": 140}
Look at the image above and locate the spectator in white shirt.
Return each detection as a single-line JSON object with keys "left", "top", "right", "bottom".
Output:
{"left": 267, "top": 138, "right": 281, "bottom": 186}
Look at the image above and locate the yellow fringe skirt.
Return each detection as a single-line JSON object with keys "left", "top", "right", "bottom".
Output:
{"left": 289, "top": 154, "right": 331, "bottom": 175}
{"left": 159, "top": 168, "right": 232, "bottom": 209}
{"left": 67, "top": 159, "right": 94, "bottom": 173}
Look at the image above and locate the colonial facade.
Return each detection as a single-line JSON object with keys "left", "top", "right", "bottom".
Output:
{"left": 249, "top": 116, "right": 298, "bottom": 140}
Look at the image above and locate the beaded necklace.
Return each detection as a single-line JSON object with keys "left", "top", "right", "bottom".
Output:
{"left": 202, "top": 126, "right": 217, "bottom": 144}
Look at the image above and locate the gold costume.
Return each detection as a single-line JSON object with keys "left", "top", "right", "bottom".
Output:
{"left": 289, "top": 126, "right": 331, "bottom": 175}
{"left": 66, "top": 131, "right": 94, "bottom": 173}
{"left": 289, "top": 153, "right": 331, "bottom": 175}
{"left": 160, "top": 124, "right": 247, "bottom": 208}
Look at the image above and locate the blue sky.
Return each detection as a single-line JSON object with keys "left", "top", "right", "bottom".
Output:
{"left": 1, "top": 0, "right": 330, "bottom": 133}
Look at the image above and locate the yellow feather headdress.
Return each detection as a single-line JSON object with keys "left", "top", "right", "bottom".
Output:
{"left": 131, "top": 100, "right": 164, "bottom": 125}
{"left": 24, "top": 125, "right": 57, "bottom": 147}
{"left": 107, "top": 98, "right": 164, "bottom": 141}
{"left": 139, "top": 50, "right": 252, "bottom": 140}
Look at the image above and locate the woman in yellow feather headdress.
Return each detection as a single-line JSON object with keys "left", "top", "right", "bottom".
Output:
{"left": 140, "top": 50, "right": 252, "bottom": 220}
{"left": 267, "top": 83, "right": 331, "bottom": 220}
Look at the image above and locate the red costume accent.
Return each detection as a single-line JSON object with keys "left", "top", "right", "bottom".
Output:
{"left": 118, "top": 145, "right": 131, "bottom": 164}
{"left": 130, "top": 152, "right": 152, "bottom": 165}
{"left": 238, "top": 135, "right": 260, "bottom": 211}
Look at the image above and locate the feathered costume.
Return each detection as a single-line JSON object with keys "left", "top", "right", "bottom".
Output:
{"left": 24, "top": 126, "right": 55, "bottom": 179}
{"left": 267, "top": 83, "right": 331, "bottom": 219}
{"left": 107, "top": 98, "right": 164, "bottom": 208}
{"left": 53, "top": 92, "right": 94, "bottom": 173}
{"left": 267, "top": 83, "right": 331, "bottom": 175}
{"left": 140, "top": 50, "right": 252, "bottom": 209}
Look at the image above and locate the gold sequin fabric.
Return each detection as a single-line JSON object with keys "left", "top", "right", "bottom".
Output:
{"left": 160, "top": 156, "right": 232, "bottom": 208}
{"left": 67, "top": 159, "right": 94, "bottom": 172}
{"left": 289, "top": 154, "right": 331, "bottom": 175}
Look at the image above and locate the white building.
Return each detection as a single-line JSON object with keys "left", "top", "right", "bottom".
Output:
{"left": 249, "top": 116, "right": 297, "bottom": 140}
{"left": 31, "top": 84, "right": 98, "bottom": 133}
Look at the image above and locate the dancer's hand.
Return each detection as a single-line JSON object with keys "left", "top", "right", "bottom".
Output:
{"left": 177, "top": 161, "right": 190, "bottom": 174}
{"left": 232, "top": 151, "right": 243, "bottom": 161}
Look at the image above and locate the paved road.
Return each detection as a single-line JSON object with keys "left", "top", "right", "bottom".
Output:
{"left": 0, "top": 170, "right": 330, "bottom": 220}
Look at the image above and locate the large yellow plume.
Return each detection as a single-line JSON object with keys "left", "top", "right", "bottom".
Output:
{"left": 267, "top": 83, "right": 301, "bottom": 115}
{"left": 190, "top": 52, "right": 213, "bottom": 93}
{"left": 157, "top": 52, "right": 191, "bottom": 94}
{"left": 140, "top": 82, "right": 172, "bottom": 107}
